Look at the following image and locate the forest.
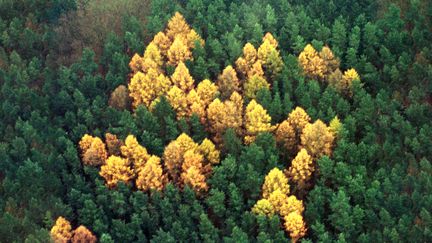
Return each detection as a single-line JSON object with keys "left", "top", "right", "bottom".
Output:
{"left": 0, "top": 0, "right": 431, "bottom": 242}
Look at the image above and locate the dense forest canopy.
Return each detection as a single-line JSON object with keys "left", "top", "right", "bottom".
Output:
{"left": 0, "top": 0, "right": 431, "bottom": 242}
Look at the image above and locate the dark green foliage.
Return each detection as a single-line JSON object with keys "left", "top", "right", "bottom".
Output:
{"left": 1, "top": 0, "right": 432, "bottom": 242}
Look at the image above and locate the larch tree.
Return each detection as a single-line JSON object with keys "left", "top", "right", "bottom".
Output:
{"left": 105, "top": 133, "right": 122, "bottom": 156}
{"left": 108, "top": 85, "right": 130, "bottom": 110}
{"left": 50, "top": 217, "right": 72, "bottom": 243}
{"left": 279, "top": 195, "right": 305, "bottom": 218}
{"left": 257, "top": 39, "right": 283, "bottom": 77}
{"left": 171, "top": 61, "right": 195, "bottom": 93}
{"left": 262, "top": 168, "right": 290, "bottom": 198}
{"left": 120, "top": 135, "right": 150, "bottom": 172}
{"left": 141, "top": 42, "right": 163, "bottom": 73}
{"left": 136, "top": 155, "right": 166, "bottom": 192}
{"left": 129, "top": 53, "right": 144, "bottom": 73}
{"left": 298, "top": 44, "right": 326, "bottom": 80}
{"left": 163, "top": 133, "right": 198, "bottom": 182}
{"left": 287, "top": 107, "right": 311, "bottom": 134}
{"left": 224, "top": 91, "right": 244, "bottom": 134}
{"left": 181, "top": 165, "right": 208, "bottom": 194}
{"left": 252, "top": 198, "right": 275, "bottom": 217}
{"left": 196, "top": 79, "right": 219, "bottom": 107}
{"left": 284, "top": 212, "right": 306, "bottom": 243}
{"left": 71, "top": 225, "right": 97, "bottom": 243}
{"left": 244, "top": 99, "right": 273, "bottom": 144}
{"left": 288, "top": 149, "right": 314, "bottom": 187}
{"left": 244, "top": 75, "right": 270, "bottom": 100}
{"left": 187, "top": 89, "right": 206, "bottom": 120}
{"left": 186, "top": 29, "right": 205, "bottom": 49}
{"left": 79, "top": 134, "right": 108, "bottom": 166}
{"left": 168, "top": 37, "right": 192, "bottom": 66}
{"left": 166, "top": 12, "right": 191, "bottom": 40}
{"left": 197, "top": 138, "right": 220, "bottom": 165}
{"left": 301, "top": 120, "right": 334, "bottom": 158}
{"left": 268, "top": 189, "right": 289, "bottom": 213}
{"left": 329, "top": 116, "right": 343, "bottom": 138}
{"left": 99, "top": 155, "right": 134, "bottom": 188}
{"left": 341, "top": 68, "right": 360, "bottom": 95}
{"left": 152, "top": 31, "right": 171, "bottom": 57}
{"left": 206, "top": 98, "right": 228, "bottom": 144}
{"left": 263, "top": 32, "right": 278, "bottom": 48}
{"left": 235, "top": 43, "right": 257, "bottom": 77}
{"left": 275, "top": 120, "right": 296, "bottom": 152}
{"left": 167, "top": 86, "right": 189, "bottom": 119}
{"left": 217, "top": 65, "right": 240, "bottom": 99}
{"left": 319, "top": 46, "right": 340, "bottom": 78}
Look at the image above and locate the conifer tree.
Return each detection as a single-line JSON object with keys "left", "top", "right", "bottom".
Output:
{"left": 279, "top": 196, "right": 305, "bottom": 218}
{"left": 196, "top": 79, "right": 219, "bottom": 107}
{"left": 198, "top": 138, "right": 220, "bottom": 165}
{"left": 141, "top": 42, "right": 163, "bottom": 73}
{"left": 244, "top": 75, "right": 270, "bottom": 99}
{"left": 287, "top": 107, "right": 311, "bottom": 134}
{"left": 217, "top": 65, "right": 240, "bottom": 99}
{"left": 284, "top": 212, "right": 306, "bottom": 242}
{"left": 263, "top": 32, "right": 278, "bottom": 48}
{"left": 79, "top": 135, "right": 108, "bottom": 166}
{"left": 289, "top": 149, "right": 314, "bottom": 186}
{"left": 244, "top": 100, "right": 273, "bottom": 144}
{"left": 262, "top": 168, "right": 290, "bottom": 198}
{"left": 105, "top": 133, "right": 122, "bottom": 156}
{"left": 100, "top": 156, "right": 134, "bottom": 188}
{"left": 167, "top": 37, "right": 192, "bottom": 66}
{"left": 120, "top": 135, "right": 150, "bottom": 171}
{"left": 136, "top": 155, "right": 166, "bottom": 192}
{"left": 319, "top": 46, "right": 340, "bottom": 78}
{"left": 50, "top": 217, "right": 72, "bottom": 243}
{"left": 166, "top": 12, "right": 191, "bottom": 40}
{"left": 268, "top": 189, "right": 289, "bottom": 213}
{"left": 171, "top": 61, "right": 195, "bottom": 93}
{"left": 152, "top": 31, "right": 171, "bottom": 57}
{"left": 301, "top": 120, "right": 334, "bottom": 158}
{"left": 167, "top": 86, "right": 189, "bottom": 119}
{"left": 329, "top": 116, "right": 342, "bottom": 138}
{"left": 71, "top": 225, "right": 97, "bottom": 243}
{"left": 275, "top": 120, "right": 296, "bottom": 152}
{"left": 252, "top": 199, "right": 275, "bottom": 217}
{"left": 298, "top": 44, "right": 326, "bottom": 80}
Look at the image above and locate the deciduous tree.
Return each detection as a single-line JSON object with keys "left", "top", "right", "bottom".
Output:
{"left": 252, "top": 199, "right": 275, "bottom": 217}
{"left": 136, "top": 155, "right": 166, "bottom": 192}
{"left": 301, "top": 120, "right": 334, "bottom": 158}
{"left": 298, "top": 44, "right": 326, "bottom": 80}
{"left": 288, "top": 149, "right": 314, "bottom": 186}
{"left": 50, "top": 217, "right": 72, "bottom": 243}
{"left": 71, "top": 225, "right": 97, "bottom": 243}
{"left": 262, "top": 168, "right": 290, "bottom": 198}
{"left": 100, "top": 156, "right": 134, "bottom": 188}
{"left": 244, "top": 100, "right": 273, "bottom": 144}
{"left": 283, "top": 212, "right": 306, "bottom": 242}
{"left": 217, "top": 65, "right": 240, "bottom": 99}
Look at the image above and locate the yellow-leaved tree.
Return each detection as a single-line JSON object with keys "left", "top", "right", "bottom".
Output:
{"left": 120, "top": 135, "right": 150, "bottom": 172}
{"left": 217, "top": 65, "right": 240, "bottom": 99}
{"left": 319, "top": 46, "right": 340, "bottom": 78}
{"left": 252, "top": 198, "right": 275, "bottom": 217}
{"left": 244, "top": 99, "right": 273, "bottom": 144}
{"left": 99, "top": 155, "right": 133, "bottom": 188}
{"left": 284, "top": 212, "right": 307, "bottom": 243}
{"left": 279, "top": 195, "right": 305, "bottom": 218}
{"left": 181, "top": 149, "right": 208, "bottom": 193}
{"left": 268, "top": 189, "right": 289, "bottom": 213}
{"left": 301, "top": 120, "right": 334, "bottom": 158}
{"left": 152, "top": 31, "right": 171, "bottom": 57}
{"left": 287, "top": 106, "right": 311, "bottom": 134}
{"left": 50, "top": 217, "right": 72, "bottom": 243}
{"left": 289, "top": 149, "right": 314, "bottom": 187}
{"left": 168, "top": 37, "right": 192, "bottom": 66}
{"left": 71, "top": 225, "right": 97, "bottom": 243}
{"left": 167, "top": 85, "right": 189, "bottom": 119}
{"left": 244, "top": 75, "right": 269, "bottom": 99}
{"left": 298, "top": 44, "right": 326, "bottom": 80}
{"left": 163, "top": 133, "right": 198, "bottom": 182}
{"left": 171, "top": 61, "right": 194, "bottom": 93}
{"left": 166, "top": 12, "right": 191, "bottom": 40}
{"left": 258, "top": 34, "right": 283, "bottom": 77}
{"left": 275, "top": 120, "right": 296, "bottom": 152}
{"left": 136, "top": 155, "right": 166, "bottom": 192}
{"left": 79, "top": 134, "right": 108, "bottom": 166}
{"left": 262, "top": 168, "right": 290, "bottom": 198}
{"left": 196, "top": 79, "right": 219, "bottom": 107}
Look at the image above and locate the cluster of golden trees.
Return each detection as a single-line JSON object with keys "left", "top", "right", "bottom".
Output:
{"left": 128, "top": 12, "right": 204, "bottom": 109}
{"left": 78, "top": 133, "right": 220, "bottom": 194}
{"left": 50, "top": 217, "right": 96, "bottom": 243}
{"left": 252, "top": 168, "right": 306, "bottom": 243}
{"left": 298, "top": 44, "right": 360, "bottom": 95}
{"left": 251, "top": 107, "right": 340, "bottom": 241}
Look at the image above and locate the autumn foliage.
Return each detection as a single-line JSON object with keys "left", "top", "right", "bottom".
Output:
{"left": 50, "top": 217, "right": 97, "bottom": 243}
